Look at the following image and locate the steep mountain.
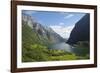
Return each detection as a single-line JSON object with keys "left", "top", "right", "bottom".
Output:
{"left": 22, "top": 13, "right": 64, "bottom": 47}
{"left": 67, "top": 14, "right": 90, "bottom": 45}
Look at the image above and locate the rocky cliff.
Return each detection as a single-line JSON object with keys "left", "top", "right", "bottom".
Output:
{"left": 22, "top": 13, "right": 64, "bottom": 45}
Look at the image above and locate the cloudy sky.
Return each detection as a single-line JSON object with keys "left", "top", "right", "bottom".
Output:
{"left": 22, "top": 10, "right": 86, "bottom": 38}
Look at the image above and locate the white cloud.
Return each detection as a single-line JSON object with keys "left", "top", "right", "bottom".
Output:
{"left": 50, "top": 25, "right": 75, "bottom": 38}
{"left": 64, "top": 14, "right": 74, "bottom": 19}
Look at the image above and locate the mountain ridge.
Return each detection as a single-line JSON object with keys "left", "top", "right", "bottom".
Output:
{"left": 22, "top": 13, "right": 64, "bottom": 45}
{"left": 67, "top": 14, "right": 90, "bottom": 45}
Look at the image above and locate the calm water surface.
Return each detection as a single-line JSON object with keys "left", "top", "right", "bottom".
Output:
{"left": 49, "top": 42, "right": 73, "bottom": 52}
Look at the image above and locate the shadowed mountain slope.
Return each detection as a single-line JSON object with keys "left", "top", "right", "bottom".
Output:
{"left": 67, "top": 14, "right": 90, "bottom": 45}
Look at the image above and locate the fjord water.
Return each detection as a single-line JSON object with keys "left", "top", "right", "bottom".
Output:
{"left": 49, "top": 42, "right": 89, "bottom": 56}
{"left": 49, "top": 42, "right": 73, "bottom": 52}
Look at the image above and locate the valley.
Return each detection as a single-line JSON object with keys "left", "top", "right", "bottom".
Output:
{"left": 22, "top": 13, "right": 90, "bottom": 62}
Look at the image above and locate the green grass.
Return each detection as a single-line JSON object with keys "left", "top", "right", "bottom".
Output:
{"left": 22, "top": 43, "right": 88, "bottom": 62}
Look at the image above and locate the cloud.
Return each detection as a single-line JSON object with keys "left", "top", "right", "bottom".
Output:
{"left": 22, "top": 10, "right": 36, "bottom": 15}
{"left": 64, "top": 14, "right": 74, "bottom": 19}
{"left": 50, "top": 25, "right": 75, "bottom": 38}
